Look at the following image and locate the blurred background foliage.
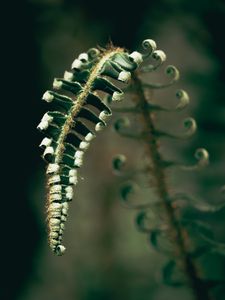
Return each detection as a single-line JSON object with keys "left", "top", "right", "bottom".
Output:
{"left": 2, "top": 0, "right": 225, "bottom": 299}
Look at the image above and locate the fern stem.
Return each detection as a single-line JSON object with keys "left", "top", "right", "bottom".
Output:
{"left": 55, "top": 48, "right": 124, "bottom": 163}
{"left": 132, "top": 73, "right": 212, "bottom": 300}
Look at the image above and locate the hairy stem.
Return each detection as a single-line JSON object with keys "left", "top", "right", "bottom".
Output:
{"left": 131, "top": 73, "right": 212, "bottom": 300}
{"left": 55, "top": 48, "right": 124, "bottom": 163}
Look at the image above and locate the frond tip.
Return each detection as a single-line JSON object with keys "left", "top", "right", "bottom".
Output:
{"left": 179, "top": 148, "right": 209, "bottom": 171}
{"left": 112, "top": 154, "right": 127, "bottom": 174}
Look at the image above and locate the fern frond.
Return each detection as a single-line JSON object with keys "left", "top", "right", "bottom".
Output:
{"left": 111, "top": 42, "right": 212, "bottom": 299}
{"left": 38, "top": 40, "right": 157, "bottom": 255}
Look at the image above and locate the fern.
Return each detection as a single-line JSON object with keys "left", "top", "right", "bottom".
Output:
{"left": 37, "top": 39, "right": 225, "bottom": 299}
{"left": 37, "top": 42, "right": 151, "bottom": 255}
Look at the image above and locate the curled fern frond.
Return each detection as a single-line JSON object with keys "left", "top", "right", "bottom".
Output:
{"left": 161, "top": 148, "right": 209, "bottom": 171}
{"left": 113, "top": 117, "right": 131, "bottom": 132}
{"left": 154, "top": 117, "right": 197, "bottom": 139}
{"left": 120, "top": 181, "right": 139, "bottom": 203}
{"left": 112, "top": 154, "right": 127, "bottom": 174}
{"left": 38, "top": 42, "right": 153, "bottom": 255}
{"left": 145, "top": 89, "right": 190, "bottom": 112}
{"left": 106, "top": 41, "right": 212, "bottom": 299}
{"left": 142, "top": 65, "right": 180, "bottom": 89}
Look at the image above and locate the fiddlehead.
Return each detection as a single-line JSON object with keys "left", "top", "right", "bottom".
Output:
{"left": 37, "top": 43, "right": 152, "bottom": 255}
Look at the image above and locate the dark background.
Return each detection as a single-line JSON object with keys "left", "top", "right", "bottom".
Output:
{"left": 1, "top": 0, "right": 225, "bottom": 299}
